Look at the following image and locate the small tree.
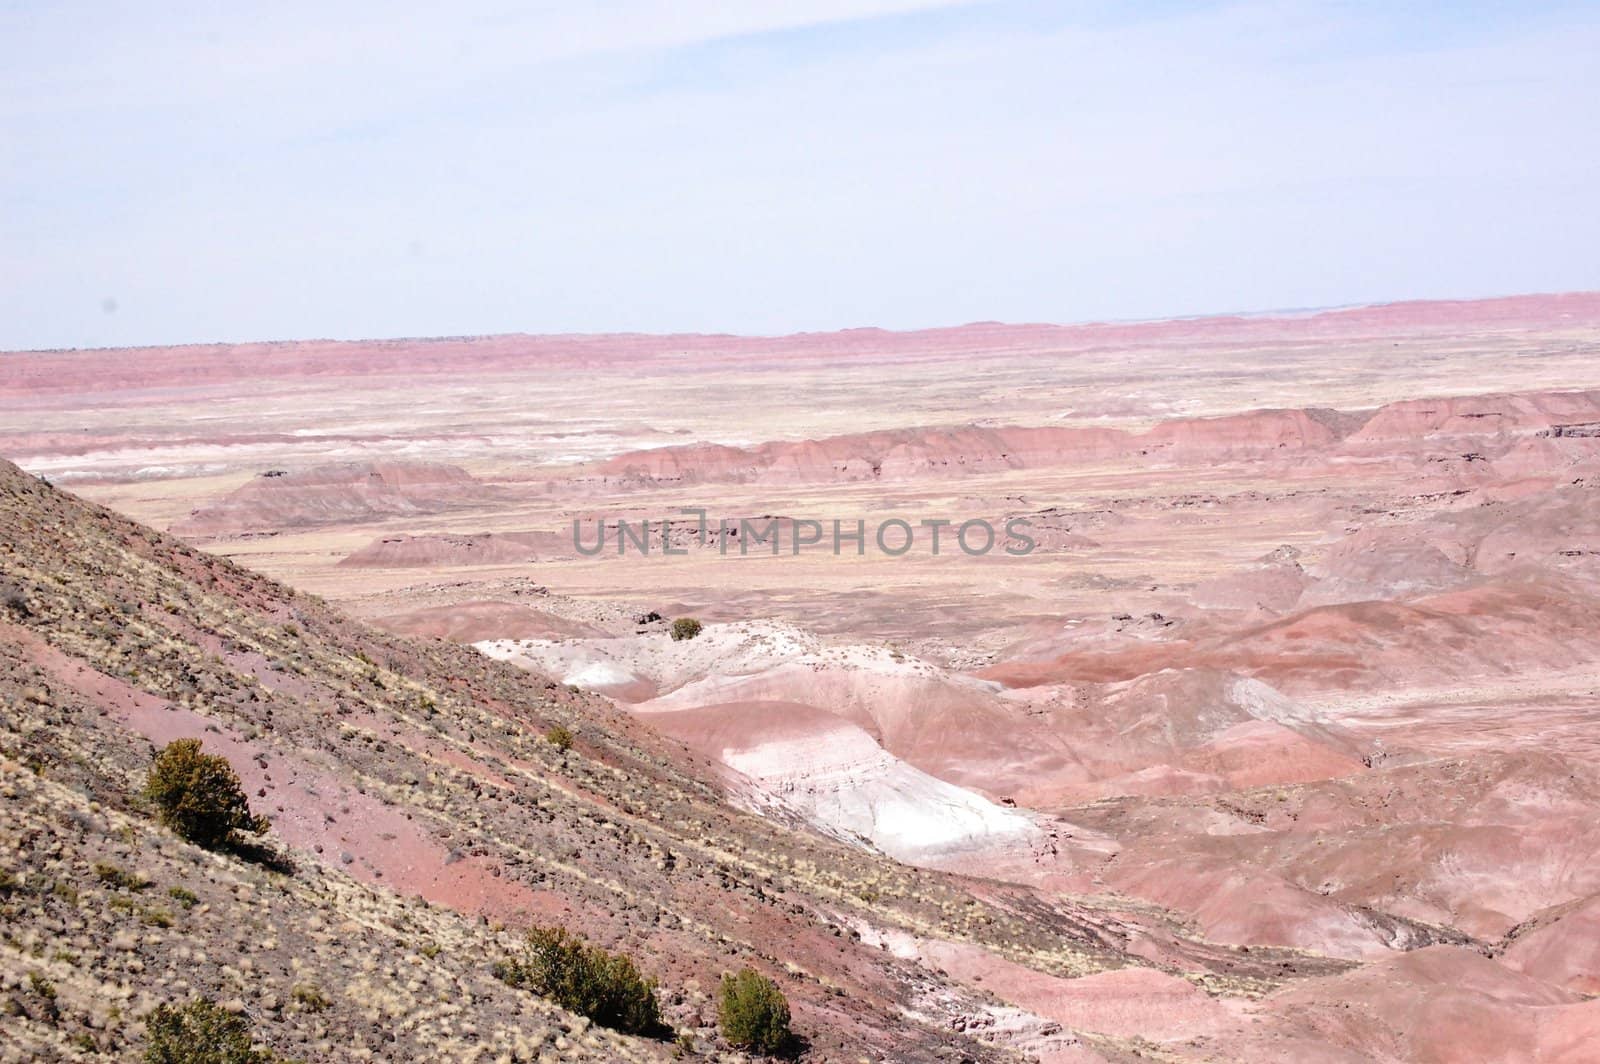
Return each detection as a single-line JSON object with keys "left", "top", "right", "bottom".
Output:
{"left": 497, "top": 925, "right": 663, "bottom": 1036}
{"left": 670, "top": 617, "right": 703, "bottom": 642}
{"left": 143, "top": 739, "right": 268, "bottom": 851}
{"left": 144, "top": 999, "right": 269, "bottom": 1064}
{"left": 545, "top": 724, "right": 574, "bottom": 753}
{"left": 718, "top": 967, "right": 792, "bottom": 1055}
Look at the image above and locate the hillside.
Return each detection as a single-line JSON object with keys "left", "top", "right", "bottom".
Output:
{"left": 0, "top": 459, "right": 1337, "bottom": 1061}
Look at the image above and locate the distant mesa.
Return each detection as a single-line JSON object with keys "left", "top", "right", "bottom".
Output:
{"left": 7, "top": 291, "right": 1600, "bottom": 394}
{"left": 173, "top": 461, "right": 498, "bottom": 535}
{"left": 339, "top": 530, "right": 566, "bottom": 568}
{"left": 583, "top": 388, "right": 1600, "bottom": 489}
{"left": 1343, "top": 389, "right": 1600, "bottom": 447}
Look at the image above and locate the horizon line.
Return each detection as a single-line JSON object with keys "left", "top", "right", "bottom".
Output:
{"left": 4, "top": 287, "right": 1598, "bottom": 358}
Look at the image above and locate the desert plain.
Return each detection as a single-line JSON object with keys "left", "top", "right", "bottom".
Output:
{"left": 6, "top": 290, "right": 1600, "bottom": 1060}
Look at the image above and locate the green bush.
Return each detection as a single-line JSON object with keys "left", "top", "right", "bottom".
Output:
{"left": 144, "top": 999, "right": 269, "bottom": 1064}
{"left": 544, "top": 724, "right": 574, "bottom": 753}
{"left": 496, "top": 925, "right": 663, "bottom": 1036}
{"left": 143, "top": 740, "right": 268, "bottom": 851}
{"left": 670, "top": 617, "right": 703, "bottom": 642}
{"left": 291, "top": 984, "right": 329, "bottom": 1013}
{"left": 93, "top": 861, "right": 150, "bottom": 891}
{"left": 27, "top": 971, "right": 59, "bottom": 1023}
{"left": 718, "top": 967, "right": 792, "bottom": 1055}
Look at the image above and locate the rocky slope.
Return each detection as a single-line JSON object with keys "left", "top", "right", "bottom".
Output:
{"left": 0, "top": 459, "right": 1341, "bottom": 1062}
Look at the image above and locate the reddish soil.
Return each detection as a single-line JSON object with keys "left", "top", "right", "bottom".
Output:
{"left": 7, "top": 292, "right": 1600, "bottom": 1061}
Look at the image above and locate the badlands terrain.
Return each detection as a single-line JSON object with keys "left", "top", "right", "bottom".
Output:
{"left": 5, "top": 290, "right": 1600, "bottom": 1060}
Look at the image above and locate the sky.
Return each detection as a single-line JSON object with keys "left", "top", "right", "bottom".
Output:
{"left": 2, "top": 1, "right": 1598, "bottom": 350}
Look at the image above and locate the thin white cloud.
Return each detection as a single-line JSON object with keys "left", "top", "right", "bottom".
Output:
{"left": 1, "top": 1, "right": 1597, "bottom": 349}
{"left": 0, "top": 1, "right": 976, "bottom": 114}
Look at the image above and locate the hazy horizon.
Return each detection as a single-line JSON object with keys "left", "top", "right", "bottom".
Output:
{"left": 5, "top": 1, "right": 1598, "bottom": 351}
{"left": 6, "top": 287, "right": 1597, "bottom": 355}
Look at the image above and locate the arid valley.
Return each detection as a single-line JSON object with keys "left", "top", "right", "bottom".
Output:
{"left": 5, "top": 292, "right": 1600, "bottom": 1060}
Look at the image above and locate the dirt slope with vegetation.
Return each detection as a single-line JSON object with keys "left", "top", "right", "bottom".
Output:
{"left": 0, "top": 459, "right": 1341, "bottom": 1061}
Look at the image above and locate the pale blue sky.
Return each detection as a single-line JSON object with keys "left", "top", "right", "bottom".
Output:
{"left": 2, "top": 1, "right": 1597, "bottom": 350}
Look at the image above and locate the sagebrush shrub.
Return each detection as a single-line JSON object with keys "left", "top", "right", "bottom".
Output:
{"left": 291, "top": 984, "right": 329, "bottom": 1013}
{"left": 670, "top": 617, "right": 703, "bottom": 642}
{"left": 143, "top": 739, "right": 268, "bottom": 851}
{"left": 144, "top": 999, "right": 268, "bottom": 1064}
{"left": 497, "top": 925, "right": 663, "bottom": 1036}
{"left": 718, "top": 967, "right": 792, "bottom": 1055}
